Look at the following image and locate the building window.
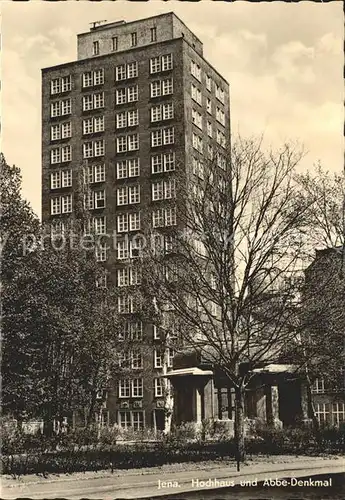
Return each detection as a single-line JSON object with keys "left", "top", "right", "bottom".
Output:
{"left": 154, "top": 378, "right": 164, "bottom": 397}
{"left": 128, "top": 109, "right": 139, "bottom": 127}
{"left": 117, "top": 214, "right": 129, "bottom": 233}
{"left": 118, "top": 411, "right": 131, "bottom": 429}
{"left": 152, "top": 181, "right": 164, "bottom": 201}
{"left": 164, "top": 152, "right": 175, "bottom": 172}
{"left": 128, "top": 134, "right": 139, "bottom": 151}
{"left": 116, "top": 87, "right": 130, "bottom": 105}
{"left": 127, "top": 85, "right": 139, "bottom": 102}
{"left": 50, "top": 194, "right": 72, "bottom": 215}
{"left": 82, "top": 69, "right": 104, "bottom": 88}
{"left": 150, "top": 103, "right": 174, "bottom": 123}
{"left": 164, "top": 179, "right": 176, "bottom": 199}
{"left": 116, "top": 185, "right": 140, "bottom": 206}
{"left": 131, "top": 378, "right": 143, "bottom": 397}
{"left": 51, "top": 122, "right": 72, "bottom": 141}
{"left": 216, "top": 129, "right": 226, "bottom": 148}
{"left": 167, "top": 348, "right": 175, "bottom": 368}
{"left": 129, "top": 212, "right": 140, "bottom": 231}
{"left": 94, "top": 216, "right": 106, "bottom": 234}
{"left": 206, "top": 98, "right": 212, "bottom": 114}
{"left": 208, "top": 144, "right": 214, "bottom": 160}
{"left": 192, "top": 133, "right": 203, "bottom": 153}
{"left": 50, "top": 145, "right": 72, "bottom": 164}
{"left": 51, "top": 220, "right": 66, "bottom": 236}
{"left": 82, "top": 116, "right": 105, "bottom": 135}
{"left": 149, "top": 53, "right": 173, "bottom": 74}
{"left": 93, "top": 41, "right": 100, "bottom": 56}
{"left": 207, "top": 121, "right": 213, "bottom": 138}
{"left": 50, "top": 99, "right": 71, "bottom": 118}
{"left": 129, "top": 185, "right": 140, "bottom": 204}
{"left": 116, "top": 134, "right": 139, "bottom": 153}
{"left": 215, "top": 84, "right": 225, "bottom": 104}
{"left": 118, "top": 411, "right": 144, "bottom": 430}
{"left": 149, "top": 27, "right": 157, "bottom": 43}
{"left": 118, "top": 295, "right": 134, "bottom": 313}
{"left": 191, "top": 84, "right": 202, "bottom": 106}
{"left": 116, "top": 110, "right": 139, "bottom": 129}
{"left": 192, "top": 109, "right": 202, "bottom": 129}
{"left": 150, "top": 56, "right": 160, "bottom": 74}
{"left": 117, "top": 268, "right": 130, "bottom": 287}
{"left": 130, "top": 321, "right": 143, "bottom": 340}
{"left": 151, "top": 127, "right": 174, "bottom": 147}
{"left": 150, "top": 78, "right": 173, "bottom": 98}
{"left": 127, "top": 61, "right": 138, "bottom": 79}
{"left": 83, "top": 140, "right": 105, "bottom": 158}
{"left": 191, "top": 60, "right": 201, "bottom": 81}
{"left": 112, "top": 36, "right": 118, "bottom": 52}
{"left": 84, "top": 164, "right": 105, "bottom": 184}
{"left": 154, "top": 349, "right": 163, "bottom": 368}
{"left": 132, "top": 411, "right": 144, "bottom": 430}
{"left": 116, "top": 158, "right": 140, "bottom": 179}
{"left": 50, "top": 169, "right": 72, "bottom": 189}
{"left": 119, "top": 379, "right": 131, "bottom": 398}
{"left": 116, "top": 65, "right": 127, "bottom": 82}
{"left": 117, "top": 240, "right": 129, "bottom": 261}
{"left": 162, "top": 54, "right": 173, "bottom": 71}
{"left": 315, "top": 403, "right": 330, "bottom": 425}
{"left": 332, "top": 403, "right": 345, "bottom": 426}
{"left": 193, "top": 157, "right": 204, "bottom": 179}
{"left": 117, "top": 187, "right": 128, "bottom": 206}
{"left": 311, "top": 378, "right": 325, "bottom": 394}
{"left": 85, "top": 190, "right": 105, "bottom": 210}
{"left": 165, "top": 206, "right": 177, "bottom": 226}
{"left": 206, "top": 74, "right": 212, "bottom": 91}
{"left": 217, "top": 153, "right": 226, "bottom": 170}
{"left": 152, "top": 208, "right": 165, "bottom": 228}
{"left": 152, "top": 179, "right": 176, "bottom": 201}
{"left": 95, "top": 243, "right": 107, "bottom": 262}
{"left": 216, "top": 107, "right": 225, "bottom": 126}
{"left": 51, "top": 78, "right": 60, "bottom": 95}
{"left": 50, "top": 75, "right": 72, "bottom": 95}
{"left": 131, "top": 32, "right": 137, "bottom": 47}
{"left": 82, "top": 92, "right": 104, "bottom": 111}
{"left": 131, "top": 351, "right": 143, "bottom": 369}
{"left": 116, "top": 64, "right": 138, "bottom": 82}
{"left": 152, "top": 207, "right": 176, "bottom": 228}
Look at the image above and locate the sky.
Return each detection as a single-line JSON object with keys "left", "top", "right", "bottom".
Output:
{"left": 2, "top": 0, "right": 343, "bottom": 217}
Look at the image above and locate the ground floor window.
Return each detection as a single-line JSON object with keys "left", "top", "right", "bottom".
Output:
{"left": 331, "top": 402, "right": 345, "bottom": 426}
{"left": 314, "top": 403, "right": 329, "bottom": 424}
{"left": 118, "top": 410, "right": 144, "bottom": 430}
{"left": 314, "top": 402, "right": 345, "bottom": 426}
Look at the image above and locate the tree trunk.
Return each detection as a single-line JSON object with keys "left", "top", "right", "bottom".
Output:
{"left": 234, "top": 385, "right": 245, "bottom": 472}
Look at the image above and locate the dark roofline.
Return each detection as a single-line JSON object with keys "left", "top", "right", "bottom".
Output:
{"left": 77, "top": 11, "right": 203, "bottom": 47}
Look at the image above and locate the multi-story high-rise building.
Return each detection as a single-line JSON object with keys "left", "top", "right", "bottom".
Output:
{"left": 41, "top": 12, "right": 230, "bottom": 431}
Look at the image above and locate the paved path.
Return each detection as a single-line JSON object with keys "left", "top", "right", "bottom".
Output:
{"left": 2, "top": 457, "right": 344, "bottom": 499}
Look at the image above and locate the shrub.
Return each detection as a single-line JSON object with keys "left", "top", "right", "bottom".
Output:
{"left": 169, "top": 422, "right": 201, "bottom": 444}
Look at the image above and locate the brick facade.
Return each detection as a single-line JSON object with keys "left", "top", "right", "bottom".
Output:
{"left": 41, "top": 13, "right": 230, "bottom": 431}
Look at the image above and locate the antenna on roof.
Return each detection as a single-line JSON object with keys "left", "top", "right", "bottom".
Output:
{"left": 90, "top": 20, "right": 108, "bottom": 29}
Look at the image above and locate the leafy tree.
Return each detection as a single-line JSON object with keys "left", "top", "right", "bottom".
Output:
{"left": 1, "top": 154, "right": 42, "bottom": 422}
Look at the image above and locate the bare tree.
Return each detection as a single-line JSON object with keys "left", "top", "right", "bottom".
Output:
{"left": 141, "top": 136, "right": 314, "bottom": 469}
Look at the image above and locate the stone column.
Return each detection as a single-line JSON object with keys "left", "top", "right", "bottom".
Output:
{"left": 256, "top": 387, "right": 267, "bottom": 421}
{"left": 300, "top": 381, "right": 312, "bottom": 426}
{"left": 265, "top": 385, "right": 282, "bottom": 428}
{"left": 195, "top": 387, "right": 202, "bottom": 424}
